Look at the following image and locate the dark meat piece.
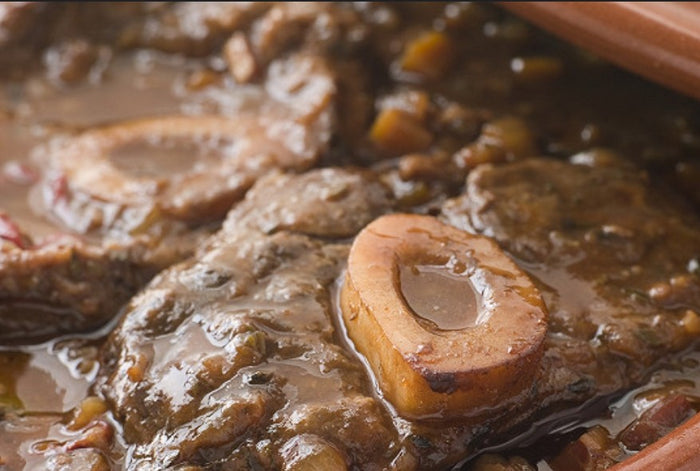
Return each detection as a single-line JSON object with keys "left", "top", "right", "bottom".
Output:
{"left": 545, "top": 395, "right": 697, "bottom": 470}
{"left": 0, "top": 239, "right": 162, "bottom": 344}
{"left": 43, "top": 449, "right": 111, "bottom": 471}
{"left": 97, "top": 159, "right": 700, "bottom": 470}
{"left": 0, "top": 3, "right": 47, "bottom": 47}
{"left": 442, "top": 158, "right": 700, "bottom": 408}
{"left": 97, "top": 169, "right": 397, "bottom": 469}
{"left": 0, "top": 52, "right": 337, "bottom": 342}
{"left": 242, "top": 3, "right": 366, "bottom": 78}
{"left": 0, "top": 203, "right": 186, "bottom": 343}
{"left": 122, "top": 2, "right": 368, "bottom": 83}
{"left": 0, "top": 3, "right": 52, "bottom": 77}
{"left": 36, "top": 52, "right": 336, "bottom": 235}
{"left": 0, "top": 3, "right": 150, "bottom": 79}
{"left": 227, "top": 168, "right": 393, "bottom": 238}
{"left": 468, "top": 454, "right": 536, "bottom": 471}
{"left": 43, "top": 38, "right": 100, "bottom": 85}
{"left": 118, "top": 3, "right": 270, "bottom": 57}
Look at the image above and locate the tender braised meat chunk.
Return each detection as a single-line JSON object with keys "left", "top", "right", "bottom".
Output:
{"left": 43, "top": 38, "right": 102, "bottom": 85}
{"left": 0, "top": 3, "right": 52, "bottom": 76}
{"left": 0, "top": 3, "right": 47, "bottom": 47}
{"left": 97, "top": 169, "right": 402, "bottom": 470}
{"left": 227, "top": 168, "right": 393, "bottom": 238}
{"left": 3, "top": 2, "right": 700, "bottom": 470}
{"left": 36, "top": 52, "right": 336, "bottom": 236}
{"left": 0, "top": 51, "right": 337, "bottom": 341}
{"left": 0, "top": 238, "right": 163, "bottom": 343}
{"left": 442, "top": 158, "right": 700, "bottom": 408}
{"left": 43, "top": 449, "right": 111, "bottom": 471}
{"left": 118, "top": 3, "right": 272, "bottom": 57}
{"left": 548, "top": 426, "right": 625, "bottom": 471}
{"left": 118, "top": 2, "right": 367, "bottom": 68}
{"left": 238, "top": 3, "right": 366, "bottom": 80}
{"left": 95, "top": 158, "right": 700, "bottom": 470}
{"left": 0, "top": 3, "right": 151, "bottom": 79}
{"left": 619, "top": 394, "right": 695, "bottom": 451}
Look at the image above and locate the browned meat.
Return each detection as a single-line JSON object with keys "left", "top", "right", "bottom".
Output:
{"left": 0, "top": 3, "right": 47, "bottom": 47}
{"left": 2, "top": 3, "right": 700, "bottom": 471}
{"left": 35, "top": 51, "right": 336, "bottom": 234}
{"left": 442, "top": 157, "right": 700, "bottom": 409}
{"left": 227, "top": 168, "right": 393, "bottom": 238}
{"left": 619, "top": 394, "right": 695, "bottom": 451}
{"left": 0, "top": 46, "right": 338, "bottom": 341}
{"left": 96, "top": 159, "right": 700, "bottom": 470}
{"left": 0, "top": 3, "right": 150, "bottom": 79}
{"left": 0, "top": 238, "right": 163, "bottom": 343}
{"left": 0, "top": 3, "right": 52, "bottom": 76}
{"left": 97, "top": 169, "right": 398, "bottom": 469}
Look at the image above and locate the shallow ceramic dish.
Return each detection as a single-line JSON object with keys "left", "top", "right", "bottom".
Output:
{"left": 501, "top": 2, "right": 700, "bottom": 100}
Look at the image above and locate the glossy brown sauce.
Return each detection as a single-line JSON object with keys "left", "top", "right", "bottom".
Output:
{"left": 0, "top": 56, "right": 199, "bottom": 242}
{"left": 0, "top": 122, "right": 54, "bottom": 240}
{"left": 0, "top": 339, "right": 96, "bottom": 469}
{"left": 8, "top": 52, "right": 188, "bottom": 128}
{"left": 0, "top": 3, "right": 699, "bottom": 470}
{"left": 108, "top": 137, "right": 224, "bottom": 179}
{"left": 528, "top": 349, "right": 700, "bottom": 470}
{"left": 400, "top": 264, "right": 480, "bottom": 331}
{"left": 0, "top": 349, "right": 89, "bottom": 413}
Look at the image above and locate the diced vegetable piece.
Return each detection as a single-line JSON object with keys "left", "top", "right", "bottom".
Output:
{"left": 378, "top": 90, "right": 431, "bottom": 122}
{"left": 481, "top": 116, "right": 537, "bottom": 159}
{"left": 400, "top": 31, "right": 453, "bottom": 80}
{"left": 68, "top": 396, "right": 109, "bottom": 431}
{"left": 453, "top": 116, "right": 536, "bottom": 170}
{"left": 186, "top": 68, "right": 221, "bottom": 90}
{"left": 681, "top": 309, "right": 700, "bottom": 336}
{"left": 549, "top": 426, "right": 622, "bottom": 471}
{"left": 66, "top": 421, "right": 113, "bottom": 451}
{"left": 281, "top": 435, "right": 348, "bottom": 471}
{"left": 511, "top": 56, "right": 563, "bottom": 83}
{"left": 369, "top": 108, "right": 433, "bottom": 156}
{"left": 224, "top": 32, "right": 257, "bottom": 84}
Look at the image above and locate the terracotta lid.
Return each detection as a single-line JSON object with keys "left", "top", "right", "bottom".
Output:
{"left": 500, "top": 2, "right": 700, "bottom": 100}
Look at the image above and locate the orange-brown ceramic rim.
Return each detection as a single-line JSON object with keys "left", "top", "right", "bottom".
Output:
{"left": 500, "top": 2, "right": 700, "bottom": 101}
{"left": 499, "top": 3, "right": 700, "bottom": 468}
{"left": 608, "top": 411, "right": 700, "bottom": 471}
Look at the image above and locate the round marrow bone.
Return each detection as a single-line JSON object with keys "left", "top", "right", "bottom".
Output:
{"left": 39, "top": 115, "right": 321, "bottom": 234}
{"left": 341, "top": 214, "right": 548, "bottom": 419}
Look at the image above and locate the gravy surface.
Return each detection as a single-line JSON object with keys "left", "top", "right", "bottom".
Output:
{"left": 0, "top": 3, "right": 699, "bottom": 470}
{"left": 400, "top": 264, "right": 481, "bottom": 331}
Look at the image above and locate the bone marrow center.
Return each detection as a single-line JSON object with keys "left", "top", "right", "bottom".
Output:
{"left": 108, "top": 137, "right": 221, "bottom": 179}
{"left": 399, "top": 263, "right": 481, "bottom": 332}
{"left": 341, "top": 213, "right": 548, "bottom": 419}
